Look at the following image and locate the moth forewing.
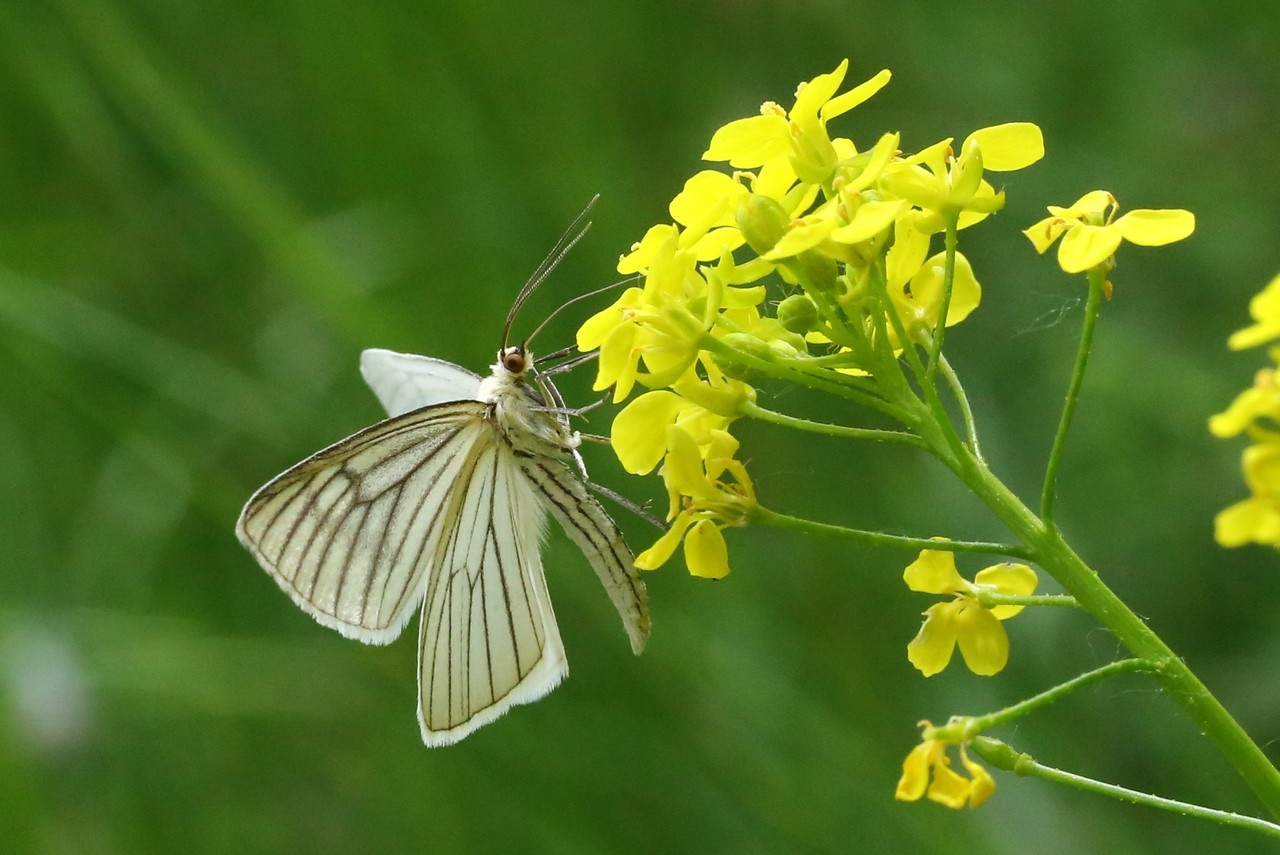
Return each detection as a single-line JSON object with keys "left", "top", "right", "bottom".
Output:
{"left": 235, "top": 402, "right": 489, "bottom": 645}
{"left": 487, "top": 357, "right": 651, "bottom": 654}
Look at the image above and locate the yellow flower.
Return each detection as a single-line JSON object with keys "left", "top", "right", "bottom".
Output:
{"left": 883, "top": 217, "right": 983, "bottom": 343}
{"left": 879, "top": 123, "right": 1044, "bottom": 231}
{"left": 704, "top": 59, "right": 892, "bottom": 185}
{"left": 610, "top": 363, "right": 755, "bottom": 475}
{"left": 1228, "top": 273, "right": 1280, "bottom": 350}
{"left": 1215, "top": 443, "right": 1280, "bottom": 547}
{"left": 634, "top": 427, "right": 756, "bottom": 578}
{"left": 896, "top": 727, "right": 996, "bottom": 809}
{"left": 1209, "top": 367, "right": 1280, "bottom": 440}
{"left": 1023, "top": 190, "right": 1195, "bottom": 274}
{"left": 580, "top": 230, "right": 714, "bottom": 401}
{"left": 904, "top": 548, "right": 1037, "bottom": 677}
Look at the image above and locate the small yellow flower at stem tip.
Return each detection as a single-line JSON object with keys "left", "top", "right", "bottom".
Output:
{"left": 1227, "top": 272, "right": 1280, "bottom": 350}
{"left": 903, "top": 548, "right": 1037, "bottom": 677}
{"left": 1214, "top": 442, "right": 1280, "bottom": 548}
{"left": 1023, "top": 190, "right": 1195, "bottom": 275}
{"left": 896, "top": 727, "right": 996, "bottom": 809}
{"left": 632, "top": 426, "right": 756, "bottom": 578}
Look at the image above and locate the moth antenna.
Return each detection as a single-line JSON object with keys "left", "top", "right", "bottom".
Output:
{"left": 502, "top": 194, "right": 600, "bottom": 351}
{"left": 522, "top": 273, "right": 643, "bottom": 351}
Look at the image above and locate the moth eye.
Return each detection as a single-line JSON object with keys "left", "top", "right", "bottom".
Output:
{"left": 502, "top": 347, "right": 527, "bottom": 374}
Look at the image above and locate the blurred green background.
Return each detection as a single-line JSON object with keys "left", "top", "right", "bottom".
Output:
{"left": 2, "top": 1, "right": 1280, "bottom": 852}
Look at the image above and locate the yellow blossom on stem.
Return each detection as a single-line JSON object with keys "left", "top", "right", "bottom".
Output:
{"left": 1228, "top": 273, "right": 1280, "bottom": 350}
{"left": 1209, "top": 367, "right": 1280, "bottom": 440}
{"left": 610, "top": 361, "right": 756, "bottom": 475}
{"left": 904, "top": 548, "right": 1037, "bottom": 677}
{"left": 896, "top": 726, "right": 996, "bottom": 809}
{"left": 883, "top": 217, "right": 983, "bottom": 345}
{"left": 1023, "top": 190, "right": 1195, "bottom": 275}
{"left": 634, "top": 427, "right": 756, "bottom": 578}
{"left": 879, "top": 123, "right": 1045, "bottom": 232}
{"left": 703, "top": 59, "right": 891, "bottom": 185}
{"left": 580, "top": 229, "right": 716, "bottom": 401}
{"left": 1215, "top": 443, "right": 1280, "bottom": 547}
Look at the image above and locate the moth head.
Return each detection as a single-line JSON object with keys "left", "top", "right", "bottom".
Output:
{"left": 497, "top": 345, "right": 530, "bottom": 378}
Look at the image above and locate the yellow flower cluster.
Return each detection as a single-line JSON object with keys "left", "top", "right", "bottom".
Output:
{"left": 1211, "top": 274, "right": 1280, "bottom": 547}
{"left": 576, "top": 59, "right": 1045, "bottom": 576}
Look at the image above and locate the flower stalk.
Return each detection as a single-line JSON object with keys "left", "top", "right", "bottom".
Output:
{"left": 574, "top": 58, "right": 1274, "bottom": 835}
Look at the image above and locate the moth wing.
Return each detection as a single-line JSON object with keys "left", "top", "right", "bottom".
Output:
{"left": 360, "top": 348, "right": 484, "bottom": 417}
{"left": 519, "top": 456, "right": 650, "bottom": 655}
{"left": 416, "top": 433, "right": 567, "bottom": 745}
{"left": 236, "top": 401, "right": 490, "bottom": 644}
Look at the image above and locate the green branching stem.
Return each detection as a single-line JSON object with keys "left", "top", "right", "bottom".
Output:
{"left": 698, "top": 333, "right": 911, "bottom": 423}
{"left": 974, "top": 591, "right": 1079, "bottom": 609}
{"left": 945, "top": 445, "right": 1280, "bottom": 820}
{"left": 969, "top": 738, "right": 1280, "bottom": 841}
{"left": 739, "top": 401, "right": 928, "bottom": 449}
{"left": 750, "top": 505, "right": 1030, "bottom": 559}
{"left": 916, "top": 335, "right": 984, "bottom": 463}
{"left": 927, "top": 659, "right": 1160, "bottom": 740}
{"left": 1041, "top": 267, "right": 1107, "bottom": 527}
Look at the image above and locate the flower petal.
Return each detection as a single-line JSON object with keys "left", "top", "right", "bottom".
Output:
{"left": 907, "top": 602, "right": 959, "bottom": 677}
{"left": 953, "top": 604, "right": 1009, "bottom": 676}
{"left": 1114, "top": 209, "right": 1195, "bottom": 246}
{"left": 1215, "top": 497, "right": 1280, "bottom": 548}
{"left": 925, "top": 757, "right": 972, "bottom": 809}
{"left": 1056, "top": 223, "right": 1123, "bottom": 273}
{"left": 612, "top": 391, "right": 685, "bottom": 475}
{"left": 703, "top": 114, "right": 790, "bottom": 168}
{"left": 895, "top": 741, "right": 935, "bottom": 801}
{"left": 960, "top": 747, "right": 997, "bottom": 808}
{"left": 965, "top": 122, "right": 1044, "bottom": 172}
{"left": 684, "top": 518, "right": 730, "bottom": 579}
{"left": 973, "top": 562, "right": 1037, "bottom": 620}
{"left": 903, "top": 548, "right": 966, "bottom": 594}
{"left": 634, "top": 513, "right": 697, "bottom": 570}
{"left": 821, "top": 67, "right": 892, "bottom": 120}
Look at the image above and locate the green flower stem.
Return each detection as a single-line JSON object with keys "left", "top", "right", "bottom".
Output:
{"left": 1041, "top": 268, "right": 1107, "bottom": 527}
{"left": 935, "top": 352, "right": 983, "bottom": 462}
{"left": 751, "top": 505, "right": 1030, "bottom": 559}
{"left": 865, "top": 259, "right": 931, "bottom": 393}
{"left": 739, "top": 401, "right": 928, "bottom": 449}
{"left": 698, "top": 334, "right": 911, "bottom": 423}
{"left": 975, "top": 591, "right": 1079, "bottom": 609}
{"left": 953, "top": 448, "right": 1280, "bottom": 819}
{"left": 925, "top": 216, "right": 961, "bottom": 385}
{"left": 970, "top": 738, "right": 1280, "bottom": 841}
{"left": 929, "top": 659, "right": 1158, "bottom": 741}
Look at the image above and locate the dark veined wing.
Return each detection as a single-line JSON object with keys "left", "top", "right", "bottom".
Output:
{"left": 237, "top": 398, "right": 568, "bottom": 745}
{"left": 415, "top": 432, "right": 567, "bottom": 745}
{"left": 236, "top": 401, "right": 493, "bottom": 644}
{"left": 518, "top": 455, "right": 650, "bottom": 655}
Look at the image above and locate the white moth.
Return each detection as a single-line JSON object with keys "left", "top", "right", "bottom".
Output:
{"left": 236, "top": 344, "right": 649, "bottom": 745}
{"left": 236, "top": 201, "right": 649, "bottom": 745}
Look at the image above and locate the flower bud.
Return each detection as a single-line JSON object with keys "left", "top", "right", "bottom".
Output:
{"left": 717, "top": 332, "right": 773, "bottom": 381}
{"left": 777, "top": 293, "right": 820, "bottom": 333}
{"left": 736, "top": 194, "right": 791, "bottom": 256}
